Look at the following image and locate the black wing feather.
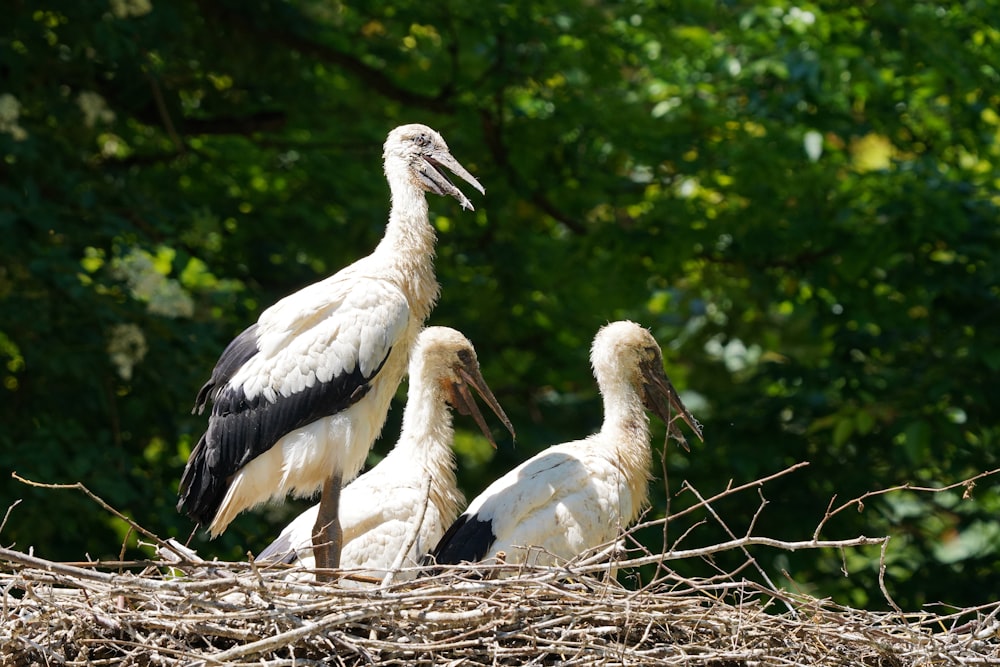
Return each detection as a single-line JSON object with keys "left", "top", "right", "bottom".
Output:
{"left": 177, "top": 336, "right": 392, "bottom": 526}
{"left": 427, "top": 513, "right": 497, "bottom": 565}
{"left": 193, "top": 324, "right": 261, "bottom": 414}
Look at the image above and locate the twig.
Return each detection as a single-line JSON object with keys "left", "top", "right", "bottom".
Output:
{"left": 203, "top": 607, "right": 385, "bottom": 663}
{"left": 145, "top": 71, "right": 185, "bottom": 153}
{"left": 11, "top": 472, "right": 191, "bottom": 562}
{"left": 3, "top": 463, "right": 999, "bottom": 665}
{"left": 634, "top": 461, "right": 811, "bottom": 529}
{"left": 878, "top": 538, "right": 904, "bottom": 615}
{"left": 0, "top": 547, "right": 254, "bottom": 594}
{"left": 679, "top": 480, "right": 795, "bottom": 616}
{"left": 0, "top": 498, "right": 21, "bottom": 536}
{"left": 570, "top": 535, "right": 890, "bottom": 576}
{"left": 812, "top": 468, "right": 1000, "bottom": 540}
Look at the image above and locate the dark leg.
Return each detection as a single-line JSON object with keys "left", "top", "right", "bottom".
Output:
{"left": 312, "top": 471, "right": 343, "bottom": 581}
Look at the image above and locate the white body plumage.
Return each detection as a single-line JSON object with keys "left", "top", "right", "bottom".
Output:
{"left": 206, "top": 255, "right": 424, "bottom": 534}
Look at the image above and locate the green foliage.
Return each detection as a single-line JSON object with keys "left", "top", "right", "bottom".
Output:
{"left": 2, "top": 0, "right": 998, "bottom": 610}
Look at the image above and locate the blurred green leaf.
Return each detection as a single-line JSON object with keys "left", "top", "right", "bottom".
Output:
{"left": 2, "top": 0, "right": 998, "bottom": 612}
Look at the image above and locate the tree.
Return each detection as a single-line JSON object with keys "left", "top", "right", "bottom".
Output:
{"left": 2, "top": 0, "right": 998, "bottom": 610}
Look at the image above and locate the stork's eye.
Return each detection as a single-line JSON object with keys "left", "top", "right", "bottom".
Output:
{"left": 415, "top": 133, "right": 431, "bottom": 147}
{"left": 637, "top": 348, "right": 659, "bottom": 369}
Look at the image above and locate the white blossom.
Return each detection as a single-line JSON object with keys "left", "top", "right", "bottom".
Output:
{"left": 110, "top": 0, "right": 152, "bottom": 18}
{"left": 804, "top": 130, "right": 823, "bottom": 162}
{"left": 112, "top": 248, "right": 195, "bottom": 319}
{"left": 77, "top": 91, "right": 115, "bottom": 127}
{"left": 0, "top": 93, "right": 27, "bottom": 141}
{"left": 107, "top": 323, "right": 148, "bottom": 381}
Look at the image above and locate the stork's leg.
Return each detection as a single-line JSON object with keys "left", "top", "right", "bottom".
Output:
{"left": 312, "top": 471, "right": 343, "bottom": 581}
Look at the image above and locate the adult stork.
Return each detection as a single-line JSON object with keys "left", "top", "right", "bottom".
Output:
{"left": 428, "top": 320, "right": 703, "bottom": 568}
{"left": 256, "top": 326, "right": 515, "bottom": 583}
{"left": 177, "top": 124, "right": 484, "bottom": 575}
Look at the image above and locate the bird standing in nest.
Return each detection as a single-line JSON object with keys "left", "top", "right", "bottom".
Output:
{"left": 177, "top": 125, "right": 484, "bottom": 577}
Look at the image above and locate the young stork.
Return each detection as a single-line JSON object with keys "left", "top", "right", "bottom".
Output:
{"left": 428, "top": 320, "right": 703, "bottom": 568}
{"left": 177, "top": 125, "right": 484, "bottom": 575}
{"left": 256, "top": 326, "right": 515, "bottom": 583}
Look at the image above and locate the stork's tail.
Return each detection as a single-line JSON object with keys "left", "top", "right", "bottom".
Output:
{"left": 176, "top": 434, "right": 227, "bottom": 530}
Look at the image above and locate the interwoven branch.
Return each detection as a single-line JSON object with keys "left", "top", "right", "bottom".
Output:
{"left": 2, "top": 464, "right": 998, "bottom": 666}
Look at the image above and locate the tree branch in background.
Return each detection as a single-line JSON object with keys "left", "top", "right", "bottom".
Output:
{"left": 146, "top": 72, "right": 185, "bottom": 154}
{"left": 193, "top": 0, "right": 456, "bottom": 114}
{"left": 480, "top": 107, "right": 587, "bottom": 235}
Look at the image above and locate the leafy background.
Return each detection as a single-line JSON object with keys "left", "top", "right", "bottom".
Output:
{"left": 2, "top": 0, "right": 998, "bottom": 611}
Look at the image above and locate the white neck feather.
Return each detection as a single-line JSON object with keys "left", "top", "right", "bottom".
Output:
{"left": 376, "top": 160, "right": 440, "bottom": 322}
{"left": 386, "top": 373, "right": 462, "bottom": 518}
{"left": 599, "top": 377, "right": 653, "bottom": 520}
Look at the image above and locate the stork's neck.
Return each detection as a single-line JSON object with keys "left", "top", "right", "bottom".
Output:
{"left": 600, "top": 374, "right": 651, "bottom": 438}
{"left": 390, "top": 377, "right": 456, "bottom": 472}
{"left": 376, "top": 173, "right": 440, "bottom": 323}
{"left": 385, "top": 377, "right": 462, "bottom": 516}
{"left": 599, "top": 380, "right": 653, "bottom": 513}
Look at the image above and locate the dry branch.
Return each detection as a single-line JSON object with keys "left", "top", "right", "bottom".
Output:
{"left": 2, "top": 464, "right": 998, "bottom": 666}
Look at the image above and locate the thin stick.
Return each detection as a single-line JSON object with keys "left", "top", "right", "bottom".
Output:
{"left": 204, "top": 607, "right": 385, "bottom": 662}
{"left": 680, "top": 480, "right": 795, "bottom": 616}
{"left": 11, "top": 472, "right": 190, "bottom": 562}
{"left": 878, "top": 538, "right": 904, "bottom": 615}
{"left": 0, "top": 547, "right": 252, "bottom": 594}
{"left": 565, "top": 535, "right": 890, "bottom": 577}
{"left": 813, "top": 468, "right": 1000, "bottom": 540}
{"left": 0, "top": 498, "right": 21, "bottom": 536}
{"left": 631, "top": 461, "right": 811, "bottom": 532}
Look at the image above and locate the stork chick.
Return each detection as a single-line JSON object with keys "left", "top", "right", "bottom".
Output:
{"left": 257, "top": 326, "right": 514, "bottom": 583}
{"left": 177, "top": 125, "right": 483, "bottom": 577}
{"left": 428, "top": 320, "right": 703, "bottom": 568}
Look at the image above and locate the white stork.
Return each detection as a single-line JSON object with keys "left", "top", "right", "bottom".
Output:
{"left": 428, "top": 320, "right": 703, "bottom": 568}
{"left": 177, "top": 124, "right": 484, "bottom": 575}
{"left": 256, "top": 326, "right": 514, "bottom": 583}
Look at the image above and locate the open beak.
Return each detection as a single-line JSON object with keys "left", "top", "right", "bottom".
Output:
{"left": 641, "top": 359, "right": 704, "bottom": 452}
{"left": 447, "top": 353, "right": 515, "bottom": 448}
{"left": 419, "top": 149, "right": 485, "bottom": 211}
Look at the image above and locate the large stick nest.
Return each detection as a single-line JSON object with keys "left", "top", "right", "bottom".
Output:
{"left": 3, "top": 545, "right": 999, "bottom": 666}
{"left": 3, "top": 466, "right": 999, "bottom": 666}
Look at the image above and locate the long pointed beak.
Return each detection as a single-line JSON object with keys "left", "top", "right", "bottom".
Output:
{"left": 448, "top": 356, "right": 515, "bottom": 449}
{"left": 420, "top": 149, "right": 485, "bottom": 211}
{"left": 641, "top": 360, "right": 704, "bottom": 452}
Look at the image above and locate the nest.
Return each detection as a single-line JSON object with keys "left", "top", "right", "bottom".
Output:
{"left": 3, "top": 544, "right": 999, "bottom": 666}
{"left": 3, "top": 467, "right": 999, "bottom": 666}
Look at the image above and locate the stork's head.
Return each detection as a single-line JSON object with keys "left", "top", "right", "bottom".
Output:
{"left": 413, "top": 326, "right": 514, "bottom": 448}
{"left": 591, "top": 320, "right": 704, "bottom": 450}
{"left": 383, "top": 124, "right": 485, "bottom": 211}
